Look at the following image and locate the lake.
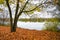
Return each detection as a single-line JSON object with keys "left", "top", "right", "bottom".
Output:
{"left": 17, "top": 21, "right": 45, "bottom": 30}
{"left": 0, "top": 21, "right": 60, "bottom": 30}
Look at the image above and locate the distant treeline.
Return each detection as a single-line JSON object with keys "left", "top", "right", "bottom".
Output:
{"left": 0, "top": 18, "right": 10, "bottom": 26}
{"left": 18, "top": 18, "right": 60, "bottom": 22}
{"left": 0, "top": 18, "right": 60, "bottom": 22}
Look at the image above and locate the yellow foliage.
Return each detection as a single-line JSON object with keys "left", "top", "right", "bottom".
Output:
{"left": 0, "top": 0, "right": 4, "bottom": 4}
{"left": 19, "top": 0, "right": 26, "bottom": 3}
{"left": 28, "top": 5, "right": 41, "bottom": 12}
{"left": 35, "top": 7, "right": 41, "bottom": 12}
{"left": 29, "top": 5, "right": 35, "bottom": 9}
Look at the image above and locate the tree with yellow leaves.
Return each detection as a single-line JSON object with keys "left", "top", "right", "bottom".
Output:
{"left": 0, "top": 0, "right": 55, "bottom": 32}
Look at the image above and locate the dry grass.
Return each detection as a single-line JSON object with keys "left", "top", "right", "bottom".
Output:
{"left": 0, "top": 26, "right": 60, "bottom": 40}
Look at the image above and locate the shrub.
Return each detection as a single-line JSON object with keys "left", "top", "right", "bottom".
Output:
{"left": 43, "top": 22, "right": 60, "bottom": 32}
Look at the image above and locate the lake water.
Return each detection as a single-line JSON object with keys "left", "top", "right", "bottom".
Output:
{"left": 0, "top": 21, "right": 45, "bottom": 30}
{"left": 0, "top": 21, "right": 60, "bottom": 30}
{"left": 17, "top": 21, "right": 60, "bottom": 30}
{"left": 17, "top": 21, "right": 45, "bottom": 30}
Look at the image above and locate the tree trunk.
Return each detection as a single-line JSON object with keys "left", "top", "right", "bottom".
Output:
{"left": 11, "top": 20, "right": 17, "bottom": 32}
{"left": 11, "top": 16, "right": 18, "bottom": 32}
{"left": 11, "top": 23, "right": 17, "bottom": 32}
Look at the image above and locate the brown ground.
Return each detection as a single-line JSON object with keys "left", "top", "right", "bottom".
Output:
{"left": 0, "top": 26, "right": 60, "bottom": 40}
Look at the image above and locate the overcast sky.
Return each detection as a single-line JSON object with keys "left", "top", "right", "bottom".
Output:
{"left": 0, "top": 0, "right": 60, "bottom": 18}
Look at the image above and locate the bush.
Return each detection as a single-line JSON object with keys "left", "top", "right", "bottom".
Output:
{"left": 43, "top": 22, "right": 60, "bottom": 32}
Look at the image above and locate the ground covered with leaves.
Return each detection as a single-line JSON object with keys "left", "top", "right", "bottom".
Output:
{"left": 0, "top": 26, "right": 60, "bottom": 40}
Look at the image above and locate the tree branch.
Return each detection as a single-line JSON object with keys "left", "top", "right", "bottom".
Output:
{"left": 23, "top": 2, "right": 53, "bottom": 12}
{"left": 15, "top": 0, "right": 19, "bottom": 17}
{"left": 14, "top": 0, "right": 19, "bottom": 22}
{"left": 17, "top": 0, "right": 29, "bottom": 18}
{"left": 5, "top": 0, "right": 13, "bottom": 27}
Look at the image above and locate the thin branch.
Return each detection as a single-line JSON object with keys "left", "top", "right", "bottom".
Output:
{"left": 5, "top": 0, "right": 13, "bottom": 27}
{"left": 15, "top": 0, "right": 19, "bottom": 17}
{"left": 17, "top": 0, "right": 29, "bottom": 18}
{"left": 23, "top": 2, "right": 53, "bottom": 12}
{"left": 13, "top": 0, "right": 19, "bottom": 23}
